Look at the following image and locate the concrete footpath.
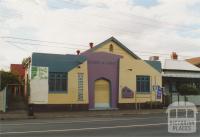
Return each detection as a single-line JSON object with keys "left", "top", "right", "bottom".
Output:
{"left": 1, "top": 107, "right": 200, "bottom": 120}
{"left": 0, "top": 109, "right": 165, "bottom": 120}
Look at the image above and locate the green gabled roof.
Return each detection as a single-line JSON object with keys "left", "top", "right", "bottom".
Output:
{"left": 32, "top": 52, "right": 86, "bottom": 72}
{"left": 82, "top": 36, "right": 141, "bottom": 59}
{"left": 145, "top": 60, "right": 162, "bottom": 73}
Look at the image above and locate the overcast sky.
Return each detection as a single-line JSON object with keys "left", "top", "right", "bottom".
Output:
{"left": 0, "top": 0, "right": 200, "bottom": 70}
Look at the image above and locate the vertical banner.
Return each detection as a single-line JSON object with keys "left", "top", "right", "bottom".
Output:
{"left": 157, "top": 86, "right": 162, "bottom": 99}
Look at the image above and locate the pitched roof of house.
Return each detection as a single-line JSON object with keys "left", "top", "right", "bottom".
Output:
{"left": 145, "top": 60, "right": 162, "bottom": 73}
{"left": 163, "top": 59, "right": 200, "bottom": 72}
{"left": 82, "top": 36, "right": 141, "bottom": 59}
{"left": 32, "top": 52, "right": 86, "bottom": 72}
{"left": 186, "top": 57, "right": 200, "bottom": 65}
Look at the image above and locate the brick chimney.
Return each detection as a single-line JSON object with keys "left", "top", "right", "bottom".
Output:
{"left": 76, "top": 50, "right": 80, "bottom": 55}
{"left": 149, "top": 56, "right": 159, "bottom": 61}
{"left": 171, "top": 52, "right": 178, "bottom": 60}
{"left": 89, "top": 42, "right": 93, "bottom": 49}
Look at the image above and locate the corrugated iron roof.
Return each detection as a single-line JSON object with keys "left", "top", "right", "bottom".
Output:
{"left": 145, "top": 60, "right": 162, "bottom": 73}
{"left": 32, "top": 52, "right": 86, "bottom": 72}
{"left": 163, "top": 59, "right": 200, "bottom": 72}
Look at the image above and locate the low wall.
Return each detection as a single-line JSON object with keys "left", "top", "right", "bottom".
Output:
{"left": 172, "top": 94, "right": 200, "bottom": 106}
{"left": 0, "top": 91, "right": 3, "bottom": 111}
{"left": 29, "top": 104, "right": 89, "bottom": 112}
{"left": 0, "top": 89, "right": 6, "bottom": 112}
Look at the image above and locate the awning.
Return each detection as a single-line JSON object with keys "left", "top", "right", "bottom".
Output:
{"left": 162, "top": 71, "right": 200, "bottom": 78}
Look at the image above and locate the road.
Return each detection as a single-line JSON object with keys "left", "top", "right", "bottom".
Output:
{"left": 0, "top": 113, "right": 199, "bottom": 137}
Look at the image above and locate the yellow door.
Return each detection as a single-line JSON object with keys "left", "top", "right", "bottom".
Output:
{"left": 94, "top": 79, "right": 110, "bottom": 108}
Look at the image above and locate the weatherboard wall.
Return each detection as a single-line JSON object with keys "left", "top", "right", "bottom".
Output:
{"left": 93, "top": 41, "right": 162, "bottom": 103}
{"left": 48, "top": 61, "right": 88, "bottom": 104}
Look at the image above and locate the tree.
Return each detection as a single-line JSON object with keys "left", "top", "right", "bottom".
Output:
{"left": 0, "top": 70, "right": 19, "bottom": 90}
{"left": 178, "top": 84, "right": 200, "bottom": 95}
{"left": 22, "top": 57, "right": 31, "bottom": 67}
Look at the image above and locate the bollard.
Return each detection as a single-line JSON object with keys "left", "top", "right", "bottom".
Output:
{"left": 28, "top": 104, "right": 34, "bottom": 116}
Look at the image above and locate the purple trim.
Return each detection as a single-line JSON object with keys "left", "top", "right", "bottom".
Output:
{"left": 83, "top": 52, "right": 121, "bottom": 109}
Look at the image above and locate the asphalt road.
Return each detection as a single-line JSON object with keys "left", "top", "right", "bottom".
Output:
{"left": 0, "top": 113, "right": 199, "bottom": 137}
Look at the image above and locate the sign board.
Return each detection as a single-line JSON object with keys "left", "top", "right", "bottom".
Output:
{"left": 31, "top": 66, "right": 48, "bottom": 80}
{"left": 122, "top": 87, "right": 134, "bottom": 98}
{"left": 30, "top": 66, "right": 48, "bottom": 104}
{"left": 156, "top": 86, "right": 162, "bottom": 99}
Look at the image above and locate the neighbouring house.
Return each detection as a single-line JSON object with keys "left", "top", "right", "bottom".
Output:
{"left": 25, "top": 37, "right": 162, "bottom": 111}
{"left": 186, "top": 57, "right": 200, "bottom": 68}
{"left": 10, "top": 64, "right": 25, "bottom": 97}
{"left": 162, "top": 52, "right": 200, "bottom": 94}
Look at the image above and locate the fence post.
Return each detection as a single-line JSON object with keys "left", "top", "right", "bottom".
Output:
{"left": 178, "top": 93, "right": 179, "bottom": 103}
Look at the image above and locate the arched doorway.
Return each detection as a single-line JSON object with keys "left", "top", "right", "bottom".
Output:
{"left": 94, "top": 79, "right": 110, "bottom": 109}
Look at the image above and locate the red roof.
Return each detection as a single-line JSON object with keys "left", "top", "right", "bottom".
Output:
{"left": 10, "top": 64, "right": 25, "bottom": 78}
{"left": 186, "top": 57, "right": 200, "bottom": 65}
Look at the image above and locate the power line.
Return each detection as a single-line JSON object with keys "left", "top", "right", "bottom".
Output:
{"left": 1, "top": 11, "right": 198, "bottom": 51}
{"left": 87, "top": 12, "right": 197, "bottom": 32}
{"left": 1, "top": 36, "right": 88, "bottom": 47}
{"left": 2, "top": 37, "right": 195, "bottom": 58}
{"left": 5, "top": 40, "right": 88, "bottom": 51}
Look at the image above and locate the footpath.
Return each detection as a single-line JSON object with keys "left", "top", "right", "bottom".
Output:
{"left": 1, "top": 107, "right": 199, "bottom": 120}
{"left": 0, "top": 109, "right": 165, "bottom": 120}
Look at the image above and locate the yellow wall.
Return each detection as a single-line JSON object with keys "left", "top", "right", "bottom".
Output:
{"left": 48, "top": 40, "right": 162, "bottom": 105}
{"left": 48, "top": 61, "right": 88, "bottom": 104}
{"left": 94, "top": 41, "right": 162, "bottom": 103}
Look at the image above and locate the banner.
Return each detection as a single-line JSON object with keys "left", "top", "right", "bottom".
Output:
{"left": 156, "top": 86, "right": 162, "bottom": 99}
{"left": 31, "top": 66, "right": 48, "bottom": 80}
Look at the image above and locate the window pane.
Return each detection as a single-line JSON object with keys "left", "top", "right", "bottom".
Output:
{"left": 55, "top": 79, "right": 59, "bottom": 91}
{"left": 136, "top": 76, "right": 150, "bottom": 92}
{"left": 49, "top": 72, "right": 67, "bottom": 92}
{"left": 62, "top": 79, "right": 66, "bottom": 91}
{"left": 49, "top": 79, "right": 55, "bottom": 91}
{"left": 50, "top": 73, "right": 55, "bottom": 78}
{"left": 141, "top": 81, "right": 145, "bottom": 91}
{"left": 56, "top": 74, "right": 61, "bottom": 78}
{"left": 136, "top": 79, "right": 140, "bottom": 92}
{"left": 146, "top": 80, "right": 150, "bottom": 92}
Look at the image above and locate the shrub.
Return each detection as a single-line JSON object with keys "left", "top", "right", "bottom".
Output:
{"left": 143, "top": 101, "right": 163, "bottom": 109}
{"left": 178, "top": 84, "right": 200, "bottom": 95}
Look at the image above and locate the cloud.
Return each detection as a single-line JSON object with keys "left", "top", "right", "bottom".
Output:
{"left": 0, "top": 0, "right": 200, "bottom": 70}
